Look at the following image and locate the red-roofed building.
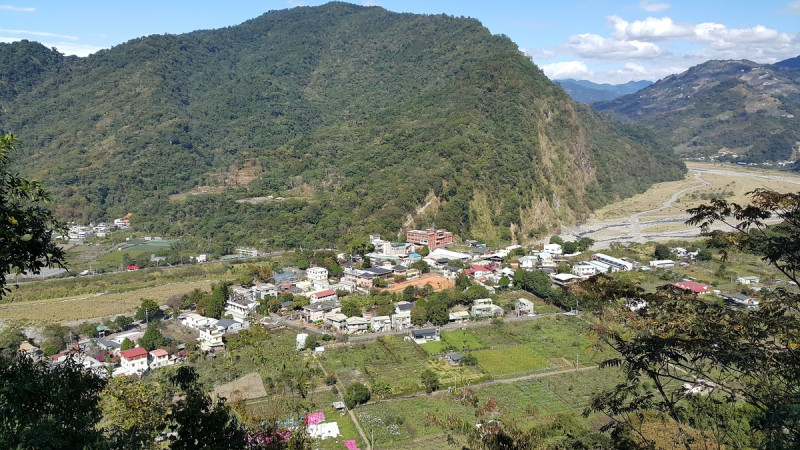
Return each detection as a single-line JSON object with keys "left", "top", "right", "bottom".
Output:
{"left": 126, "top": 264, "right": 140, "bottom": 271}
{"left": 465, "top": 265, "right": 493, "bottom": 278}
{"left": 120, "top": 347, "right": 148, "bottom": 374}
{"left": 149, "top": 349, "right": 169, "bottom": 368}
{"left": 310, "top": 289, "right": 338, "bottom": 304}
{"left": 674, "top": 281, "right": 711, "bottom": 295}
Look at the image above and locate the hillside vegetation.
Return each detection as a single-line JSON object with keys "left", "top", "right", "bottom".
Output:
{"left": 594, "top": 59, "right": 800, "bottom": 162}
{"left": 0, "top": 2, "right": 683, "bottom": 248}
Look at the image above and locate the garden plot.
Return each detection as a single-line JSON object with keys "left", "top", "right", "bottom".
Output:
{"left": 473, "top": 345, "right": 551, "bottom": 378}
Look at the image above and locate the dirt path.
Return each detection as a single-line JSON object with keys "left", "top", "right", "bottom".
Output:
{"left": 316, "top": 361, "right": 372, "bottom": 450}
{"left": 401, "top": 199, "right": 434, "bottom": 229}
{"left": 626, "top": 170, "right": 710, "bottom": 243}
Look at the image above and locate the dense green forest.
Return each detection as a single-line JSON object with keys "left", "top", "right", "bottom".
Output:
{"left": 594, "top": 59, "right": 800, "bottom": 162}
{"left": 0, "top": 2, "right": 684, "bottom": 248}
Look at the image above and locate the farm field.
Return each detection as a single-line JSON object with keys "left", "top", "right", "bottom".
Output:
{"left": 472, "top": 345, "right": 550, "bottom": 377}
{"left": 353, "top": 368, "right": 622, "bottom": 448}
{"left": 321, "top": 336, "right": 487, "bottom": 396}
{"left": 245, "top": 389, "right": 366, "bottom": 450}
{"left": 325, "top": 316, "right": 608, "bottom": 399}
{"left": 467, "top": 317, "right": 611, "bottom": 378}
{"left": 356, "top": 396, "right": 476, "bottom": 447}
{"left": 0, "top": 263, "right": 234, "bottom": 324}
{"left": 0, "top": 280, "right": 213, "bottom": 324}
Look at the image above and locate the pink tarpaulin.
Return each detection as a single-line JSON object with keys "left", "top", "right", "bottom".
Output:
{"left": 306, "top": 411, "right": 325, "bottom": 425}
{"left": 344, "top": 440, "right": 359, "bottom": 450}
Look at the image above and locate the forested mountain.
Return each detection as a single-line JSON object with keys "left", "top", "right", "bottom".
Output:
{"left": 555, "top": 79, "right": 652, "bottom": 103}
{"left": 0, "top": 2, "right": 684, "bottom": 249}
{"left": 775, "top": 55, "right": 800, "bottom": 69}
{"left": 594, "top": 59, "right": 800, "bottom": 162}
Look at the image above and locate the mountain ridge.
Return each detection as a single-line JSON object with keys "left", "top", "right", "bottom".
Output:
{"left": 593, "top": 58, "right": 800, "bottom": 162}
{"left": 555, "top": 79, "right": 652, "bottom": 103}
{"left": 0, "top": 2, "right": 684, "bottom": 248}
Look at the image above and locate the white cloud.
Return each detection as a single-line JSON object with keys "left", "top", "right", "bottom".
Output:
{"left": 563, "top": 33, "right": 664, "bottom": 59}
{"left": 639, "top": 0, "right": 670, "bottom": 12}
{"left": 781, "top": 1, "right": 800, "bottom": 16}
{"left": 609, "top": 16, "right": 692, "bottom": 40}
{"left": 362, "top": 0, "right": 380, "bottom": 6}
{"left": 522, "top": 47, "right": 555, "bottom": 59}
{"left": 0, "top": 36, "right": 105, "bottom": 56}
{"left": 0, "top": 4, "right": 34, "bottom": 12}
{"left": 287, "top": 0, "right": 307, "bottom": 6}
{"left": 540, "top": 60, "right": 590, "bottom": 79}
{"left": 0, "top": 28, "right": 77, "bottom": 40}
{"left": 527, "top": 11, "right": 799, "bottom": 84}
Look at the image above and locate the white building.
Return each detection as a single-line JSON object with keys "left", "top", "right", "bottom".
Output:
{"left": 148, "top": 349, "right": 169, "bottom": 369}
{"left": 253, "top": 283, "right": 279, "bottom": 299}
{"left": 543, "top": 243, "right": 563, "bottom": 256}
{"left": 649, "top": 260, "right": 675, "bottom": 269}
{"left": 326, "top": 313, "right": 348, "bottom": 331}
{"left": 370, "top": 315, "right": 392, "bottom": 332}
{"left": 736, "top": 276, "right": 760, "bottom": 285}
{"left": 119, "top": 347, "right": 148, "bottom": 375}
{"left": 224, "top": 297, "right": 259, "bottom": 323}
{"left": 518, "top": 255, "right": 537, "bottom": 269}
{"left": 346, "top": 316, "right": 369, "bottom": 334}
{"left": 309, "top": 289, "right": 338, "bottom": 304}
{"left": 449, "top": 310, "right": 470, "bottom": 323}
{"left": 198, "top": 326, "right": 224, "bottom": 352}
{"left": 471, "top": 298, "right": 504, "bottom": 318}
{"left": 182, "top": 313, "right": 218, "bottom": 329}
{"left": 592, "top": 253, "right": 633, "bottom": 272}
{"left": 571, "top": 263, "right": 597, "bottom": 279}
{"left": 516, "top": 298, "right": 534, "bottom": 315}
{"left": 551, "top": 273, "right": 581, "bottom": 287}
{"left": 391, "top": 311, "right": 412, "bottom": 331}
{"left": 306, "top": 267, "right": 330, "bottom": 289}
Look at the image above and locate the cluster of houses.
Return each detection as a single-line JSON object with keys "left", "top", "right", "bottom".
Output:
{"left": 18, "top": 329, "right": 181, "bottom": 378}
{"left": 65, "top": 214, "right": 131, "bottom": 240}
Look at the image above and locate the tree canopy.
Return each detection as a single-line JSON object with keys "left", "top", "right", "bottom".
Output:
{"left": 581, "top": 189, "right": 800, "bottom": 448}
{"left": 0, "top": 134, "right": 65, "bottom": 298}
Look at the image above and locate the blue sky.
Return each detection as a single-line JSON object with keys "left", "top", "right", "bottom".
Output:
{"left": 1, "top": 1, "right": 798, "bottom": 83}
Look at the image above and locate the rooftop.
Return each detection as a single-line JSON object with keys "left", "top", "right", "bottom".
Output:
{"left": 120, "top": 347, "right": 148, "bottom": 359}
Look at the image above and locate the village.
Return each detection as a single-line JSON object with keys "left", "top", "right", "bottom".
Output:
{"left": 14, "top": 227, "right": 766, "bottom": 385}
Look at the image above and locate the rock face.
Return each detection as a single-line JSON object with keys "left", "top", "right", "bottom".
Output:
{"left": 594, "top": 59, "right": 800, "bottom": 163}
{"left": 0, "top": 2, "right": 684, "bottom": 246}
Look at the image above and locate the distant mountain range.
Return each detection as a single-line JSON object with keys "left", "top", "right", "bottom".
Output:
{"left": 594, "top": 57, "right": 800, "bottom": 162}
{"left": 775, "top": 55, "right": 800, "bottom": 69}
{"left": 0, "top": 2, "right": 684, "bottom": 248}
{"left": 555, "top": 79, "right": 653, "bottom": 103}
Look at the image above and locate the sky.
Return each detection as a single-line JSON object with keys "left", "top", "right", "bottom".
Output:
{"left": 1, "top": 1, "right": 798, "bottom": 84}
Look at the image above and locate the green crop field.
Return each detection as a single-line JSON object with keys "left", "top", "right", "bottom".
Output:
{"left": 322, "top": 336, "right": 486, "bottom": 396}
{"left": 419, "top": 340, "right": 449, "bottom": 354}
{"left": 473, "top": 345, "right": 551, "bottom": 377}
{"left": 356, "top": 396, "right": 476, "bottom": 446}
{"left": 441, "top": 329, "right": 487, "bottom": 351}
{"left": 352, "top": 368, "right": 624, "bottom": 448}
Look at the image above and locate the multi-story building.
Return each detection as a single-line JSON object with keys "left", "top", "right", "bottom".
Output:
{"left": 120, "top": 347, "right": 148, "bottom": 375}
{"left": 406, "top": 228, "right": 453, "bottom": 250}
